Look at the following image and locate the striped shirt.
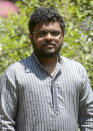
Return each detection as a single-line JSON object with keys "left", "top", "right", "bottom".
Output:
{"left": 0, "top": 52, "right": 93, "bottom": 131}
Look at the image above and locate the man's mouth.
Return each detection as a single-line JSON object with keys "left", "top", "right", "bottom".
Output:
{"left": 42, "top": 42, "right": 56, "bottom": 47}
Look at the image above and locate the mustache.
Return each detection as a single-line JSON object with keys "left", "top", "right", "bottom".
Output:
{"left": 42, "top": 41, "right": 56, "bottom": 46}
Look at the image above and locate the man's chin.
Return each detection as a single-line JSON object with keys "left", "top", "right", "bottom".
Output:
{"left": 36, "top": 51, "right": 58, "bottom": 58}
{"left": 34, "top": 43, "right": 62, "bottom": 58}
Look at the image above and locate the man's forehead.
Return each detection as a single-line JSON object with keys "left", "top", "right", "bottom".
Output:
{"left": 34, "top": 21, "right": 61, "bottom": 31}
{"left": 42, "top": 21, "right": 57, "bottom": 26}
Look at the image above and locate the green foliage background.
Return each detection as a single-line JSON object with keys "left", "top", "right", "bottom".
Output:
{"left": 0, "top": 0, "right": 93, "bottom": 88}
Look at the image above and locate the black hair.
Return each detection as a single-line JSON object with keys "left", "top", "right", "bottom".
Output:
{"left": 28, "top": 7, "right": 65, "bottom": 35}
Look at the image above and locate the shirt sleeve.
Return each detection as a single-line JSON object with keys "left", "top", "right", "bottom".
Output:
{"left": 0, "top": 69, "right": 18, "bottom": 131}
{"left": 78, "top": 67, "right": 93, "bottom": 131}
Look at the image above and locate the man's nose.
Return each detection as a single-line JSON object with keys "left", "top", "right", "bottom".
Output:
{"left": 45, "top": 32, "right": 53, "bottom": 41}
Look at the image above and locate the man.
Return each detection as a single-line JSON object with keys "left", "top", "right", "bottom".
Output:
{"left": 0, "top": 7, "right": 93, "bottom": 131}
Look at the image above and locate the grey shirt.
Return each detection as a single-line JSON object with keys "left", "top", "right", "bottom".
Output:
{"left": 0, "top": 52, "right": 93, "bottom": 131}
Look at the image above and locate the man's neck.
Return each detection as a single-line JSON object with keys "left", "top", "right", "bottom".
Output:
{"left": 38, "top": 55, "right": 58, "bottom": 77}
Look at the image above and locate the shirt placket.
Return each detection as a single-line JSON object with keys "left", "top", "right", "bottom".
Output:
{"left": 50, "top": 63, "right": 62, "bottom": 115}
{"left": 51, "top": 79, "right": 59, "bottom": 115}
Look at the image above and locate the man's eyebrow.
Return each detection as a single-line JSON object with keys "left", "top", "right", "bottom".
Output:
{"left": 38, "top": 29, "right": 61, "bottom": 31}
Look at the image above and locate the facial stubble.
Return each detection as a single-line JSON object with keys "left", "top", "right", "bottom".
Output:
{"left": 32, "top": 39, "right": 63, "bottom": 58}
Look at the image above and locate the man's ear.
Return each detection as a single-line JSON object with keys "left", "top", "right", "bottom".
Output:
{"left": 29, "top": 34, "right": 33, "bottom": 42}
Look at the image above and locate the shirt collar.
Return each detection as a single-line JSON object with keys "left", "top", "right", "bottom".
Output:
{"left": 25, "top": 52, "right": 63, "bottom": 73}
{"left": 32, "top": 51, "right": 63, "bottom": 65}
{"left": 33, "top": 52, "right": 63, "bottom": 73}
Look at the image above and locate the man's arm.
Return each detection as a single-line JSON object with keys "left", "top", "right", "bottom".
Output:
{"left": 0, "top": 69, "right": 18, "bottom": 130}
{"left": 78, "top": 68, "right": 93, "bottom": 131}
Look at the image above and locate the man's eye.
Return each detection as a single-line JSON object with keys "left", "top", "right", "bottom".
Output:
{"left": 51, "top": 31, "right": 61, "bottom": 36}
{"left": 35, "top": 30, "right": 61, "bottom": 37}
{"left": 38, "top": 31, "right": 47, "bottom": 37}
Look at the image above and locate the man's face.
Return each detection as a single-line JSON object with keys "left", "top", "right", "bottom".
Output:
{"left": 30, "top": 21, "right": 64, "bottom": 58}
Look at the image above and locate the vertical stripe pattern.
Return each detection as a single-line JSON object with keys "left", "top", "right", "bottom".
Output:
{"left": 0, "top": 52, "right": 93, "bottom": 131}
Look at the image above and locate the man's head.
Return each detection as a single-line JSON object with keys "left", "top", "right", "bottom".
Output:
{"left": 28, "top": 7, "right": 65, "bottom": 58}
{"left": 28, "top": 7, "right": 65, "bottom": 35}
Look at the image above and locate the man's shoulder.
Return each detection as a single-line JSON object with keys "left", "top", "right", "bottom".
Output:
{"left": 60, "top": 55, "right": 86, "bottom": 72}
{"left": 60, "top": 55, "right": 79, "bottom": 65}
{"left": 3, "top": 55, "right": 32, "bottom": 75}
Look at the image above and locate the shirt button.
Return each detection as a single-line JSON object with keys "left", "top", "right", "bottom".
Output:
{"left": 48, "top": 102, "right": 53, "bottom": 108}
